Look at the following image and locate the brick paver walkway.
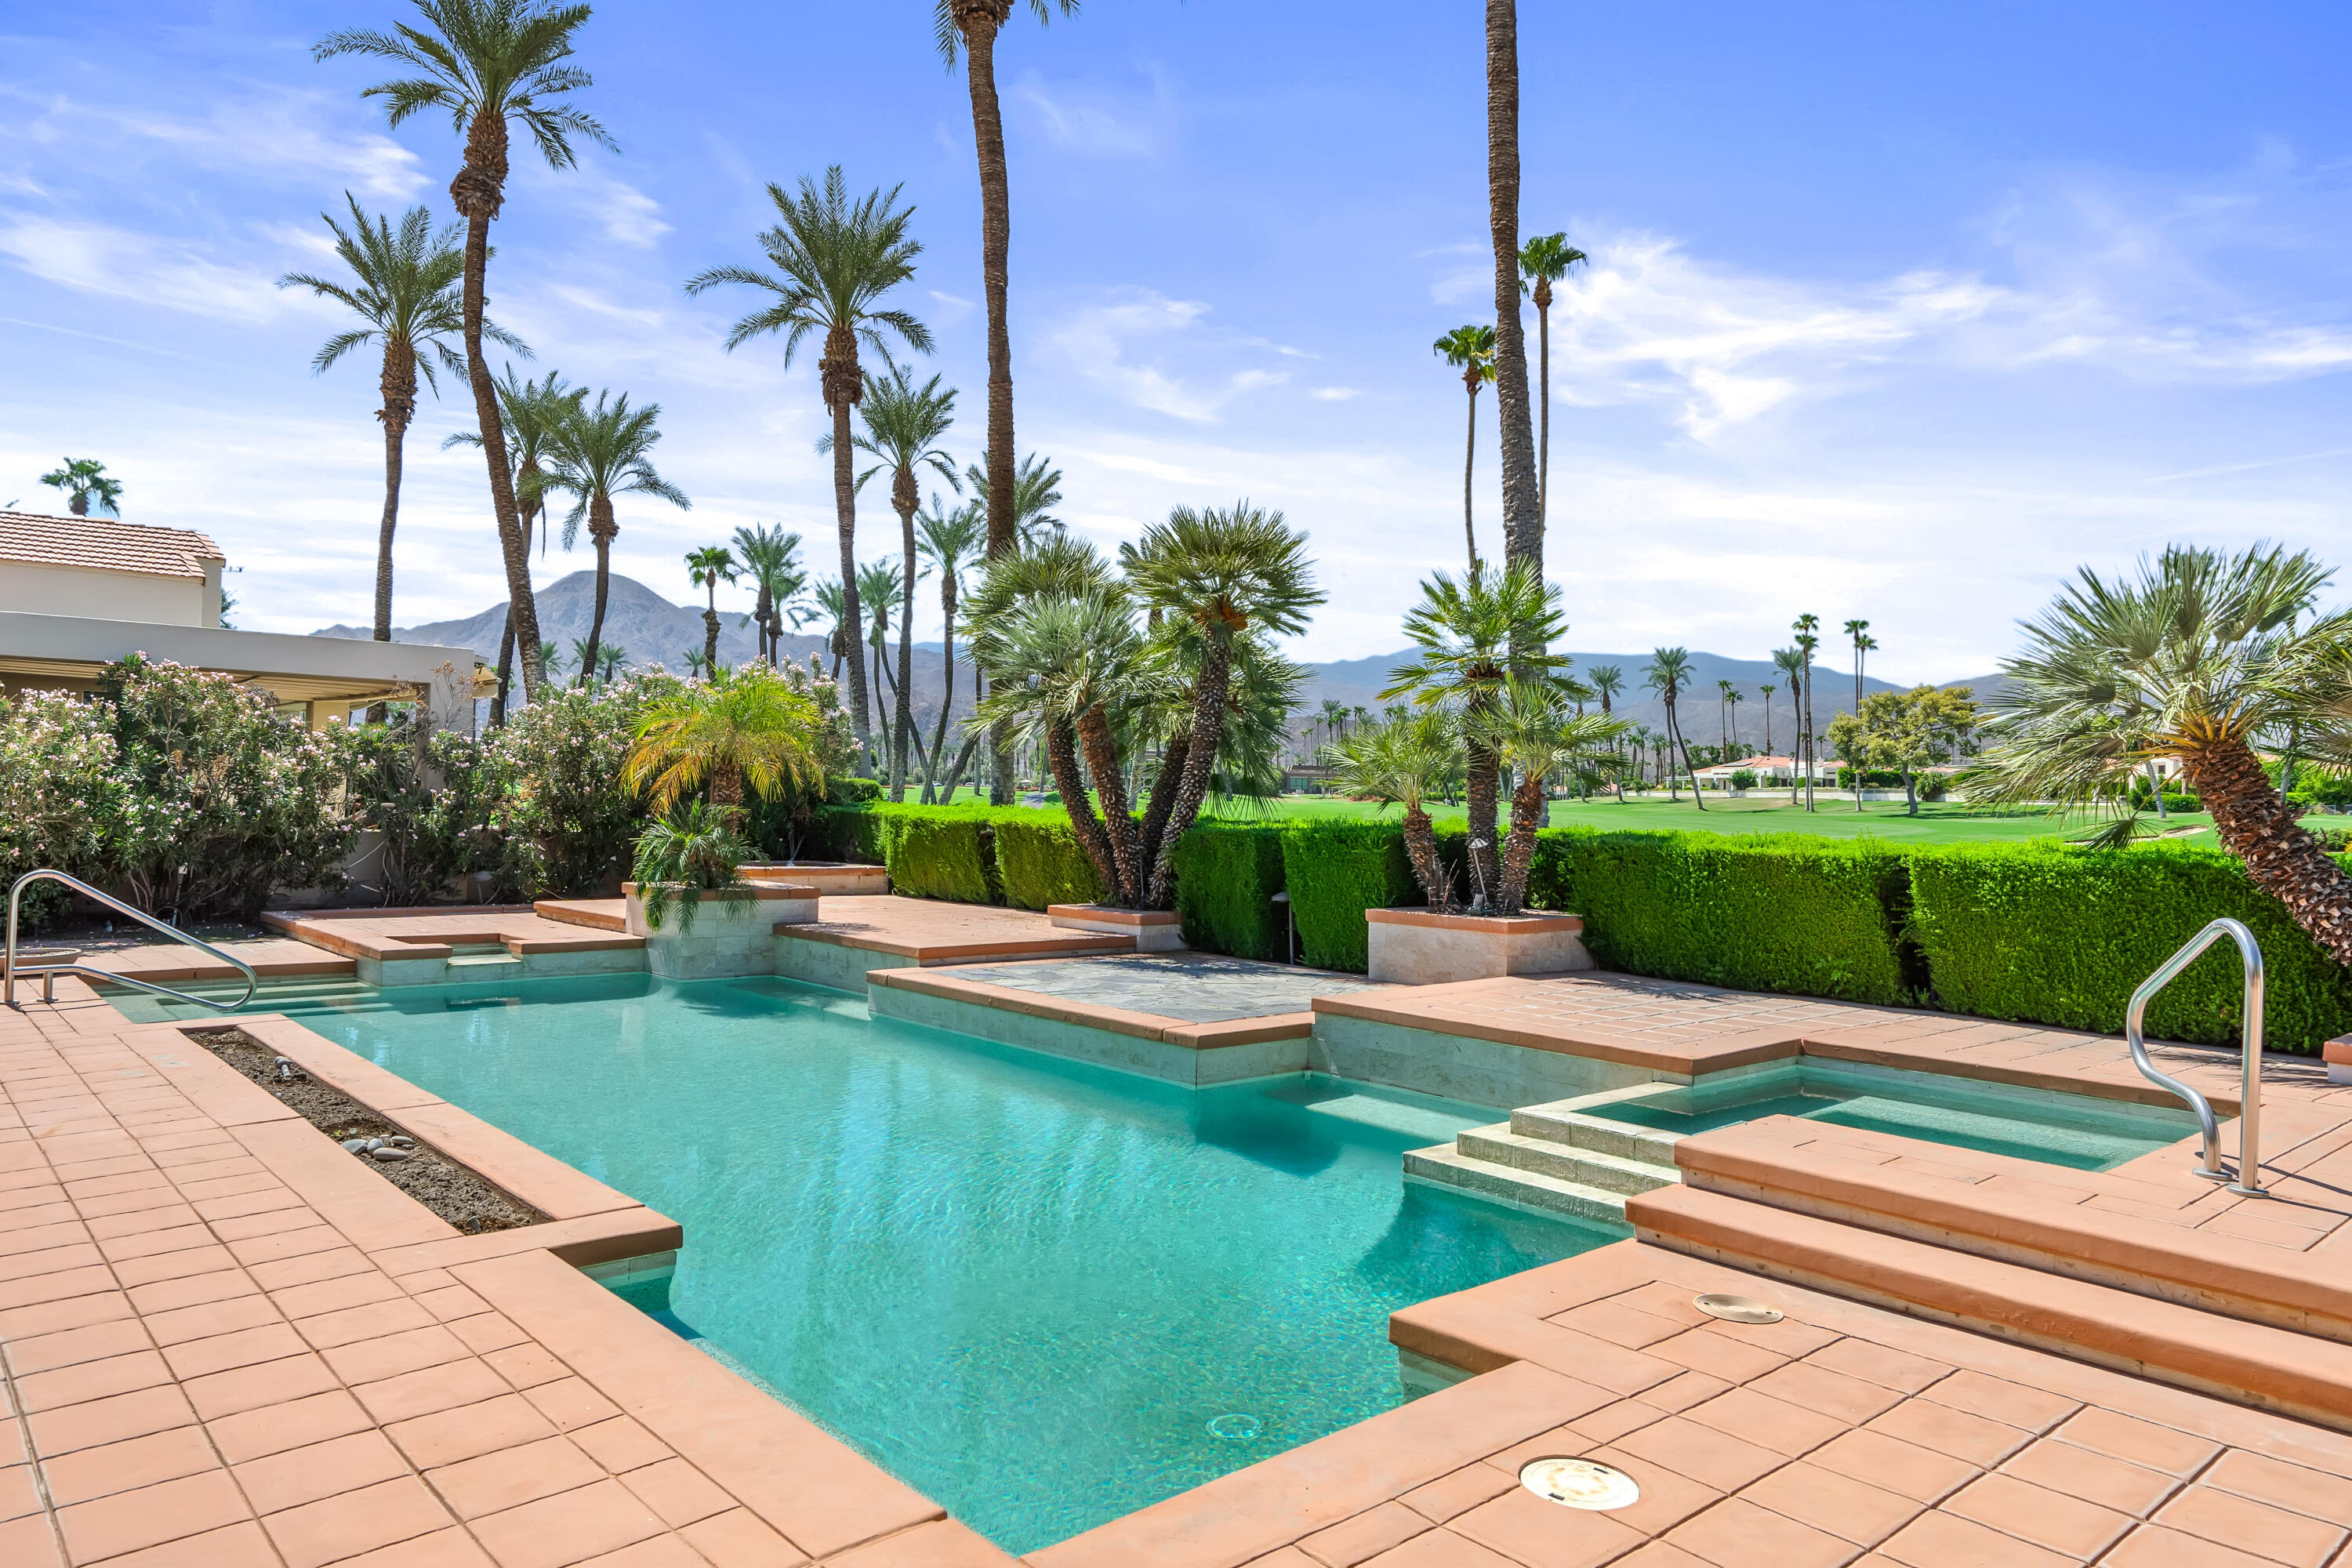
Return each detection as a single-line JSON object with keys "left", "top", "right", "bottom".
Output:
{"left": 0, "top": 982, "right": 1008, "bottom": 1568}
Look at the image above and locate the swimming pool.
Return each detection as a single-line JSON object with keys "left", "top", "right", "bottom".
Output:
{"left": 1575, "top": 1058, "right": 2198, "bottom": 1171}
{"left": 124, "top": 974, "right": 1610, "bottom": 1551}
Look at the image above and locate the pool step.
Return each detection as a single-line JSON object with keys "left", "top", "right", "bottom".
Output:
{"left": 1455, "top": 1126, "right": 1674, "bottom": 1196}
{"left": 1403, "top": 1144, "right": 1635, "bottom": 1226}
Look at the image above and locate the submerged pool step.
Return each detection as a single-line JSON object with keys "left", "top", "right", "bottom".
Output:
{"left": 1454, "top": 1125, "right": 1677, "bottom": 1197}
{"left": 1403, "top": 1144, "right": 1635, "bottom": 1226}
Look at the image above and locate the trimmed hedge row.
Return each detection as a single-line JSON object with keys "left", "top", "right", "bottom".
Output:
{"left": 1173, "top": 822, "right": 1290, "bottom": 960}
{"left": 805, "top": 803, "right": 2352, "bottom": 1054}
{"left": 1908, "top": 841, "right": 2352, "bottom": 1051}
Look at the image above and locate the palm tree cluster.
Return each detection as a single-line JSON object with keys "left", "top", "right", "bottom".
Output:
{"left": 970, "top": 503, "right": 1323, "bottom": 909}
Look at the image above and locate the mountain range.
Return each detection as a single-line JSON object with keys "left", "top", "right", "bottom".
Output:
{"left": 314, "top": 572, "right": 2002, "bottom": 754}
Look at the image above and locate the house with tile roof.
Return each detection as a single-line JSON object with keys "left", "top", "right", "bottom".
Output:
{"left": 0, "top": 508, "right": 488, "bottom": 732}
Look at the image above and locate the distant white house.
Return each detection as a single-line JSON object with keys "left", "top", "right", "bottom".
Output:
{"left": 1691, "top": 753, "right": 1839, "bottom": 786}
{"left": 0, "top": 509, "right": 488, "bottom": 732}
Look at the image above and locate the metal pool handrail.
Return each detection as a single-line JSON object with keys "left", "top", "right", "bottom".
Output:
{"left": 2125, "top": 916, "right": 2265, "bottom": 1198}
{"left": 5, "top": 869, "right": 256, "bottom": 1013}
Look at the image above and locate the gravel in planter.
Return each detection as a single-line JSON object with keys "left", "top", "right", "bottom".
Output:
{"left": 187, "top": 1028, "right": 547, "bottom": 1236}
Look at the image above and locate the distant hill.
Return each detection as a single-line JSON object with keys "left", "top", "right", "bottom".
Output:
{"left": 315, "top": 575, "right": 2004, "bottom": 754}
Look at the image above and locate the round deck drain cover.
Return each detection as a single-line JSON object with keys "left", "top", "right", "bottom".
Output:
{"left": 1694, "top": 1293, "right": 1784, "bottom": 1324}
{"left": 1205, "top": 1413, "right": 1261, "bottom": 1440}
{"left": 1519, "top": 1457, "right": 1639, "bottom": 1511}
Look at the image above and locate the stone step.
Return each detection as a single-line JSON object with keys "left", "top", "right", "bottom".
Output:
{"left": 1454, "top": 1124, "right": 1678, "bottom": 1197}
{"left": 1402, "top": 1144, "right": 1632, "bottom": 1227}
{"left": 1509, "top": 1101, "right": 1683, "bottom": 1166}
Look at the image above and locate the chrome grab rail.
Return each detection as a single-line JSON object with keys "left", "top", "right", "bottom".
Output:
{"left": 5, "top": 870, "right": 257, "bottom": 1013}
{"left": 2125, "top": 916, "right": 2266, "bottom": 1198}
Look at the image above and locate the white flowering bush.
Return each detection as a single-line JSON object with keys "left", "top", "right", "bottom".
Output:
{"left": 0, "top": 689, "right": 122, "bottom": 929}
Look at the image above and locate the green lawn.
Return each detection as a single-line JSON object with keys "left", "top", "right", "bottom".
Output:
{"left": 1244, "top": 793, "right": 2219, "bottom": 846}
{"left": 914, "top": 784, "right": 2220, "bottom": 847}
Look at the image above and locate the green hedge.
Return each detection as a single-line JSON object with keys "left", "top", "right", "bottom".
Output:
{"left": 1174, "top": 822, "right": 1290, "bottom": 960}
{"left": 1908, "top": 841, "right": 2352, "bottom": 1051}
{"left": 1282, "top": 820, "right": 1417, "bottom": 973}
{"left": 994, "top": 815, "right": 1108, "bottom": 910}
{"left": 884, "top": 807, "right": 997, "bottom": 903}
{"left": 1531, "top": 829, "right": 1911, "bottom": 1004}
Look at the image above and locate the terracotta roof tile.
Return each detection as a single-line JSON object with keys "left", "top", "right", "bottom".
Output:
{"left": 0, "top": 510, "right": 225, "bottom": 581}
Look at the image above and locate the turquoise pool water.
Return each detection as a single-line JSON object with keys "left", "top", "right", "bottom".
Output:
{"left": 1586, "top": 1060, "right": 2197, "bottom": 1171}
{"left": 125, "top": 975, "right": 1607, "bottom": 1551}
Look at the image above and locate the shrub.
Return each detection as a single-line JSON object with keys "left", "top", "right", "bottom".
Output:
{"left": 342, "top": 717, "right": 496, "bottom": 906}
{"left": 1529, "top": 828, "right": 1910, "bottom": 1004}
{"left": 93, "top": 658, "right": 350, "bottom": 920}
{"left": 1174, "top": 822, "right": 1290, "bottom": 960}
{"left": 884, "top": 807, "right": 998, "bottom": 903}
{"left": 1730, "top": 769, "right": 1758, "bottom": 791}
{"left": 470, "top": 673, "right": 685, "bottom": 897}
{"left": 1908, "top": 841, "right": 2352, "bottom": 1052}
{"left": 0, "top": 688, "right": 119, "bottom": 931}
{"left": 1282, "top": 819, "right": 1417, "bottom": 972}
{"left": 995, "top": 813, "right": 1108, "bottom": 910}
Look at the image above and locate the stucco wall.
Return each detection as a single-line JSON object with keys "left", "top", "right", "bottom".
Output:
{"left": 0, "top": 563, "right": 212, "bottom": 626}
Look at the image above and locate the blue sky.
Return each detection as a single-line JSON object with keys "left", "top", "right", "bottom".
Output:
{"left": 5, "top": 1, "right": 2352, "bottom": 679}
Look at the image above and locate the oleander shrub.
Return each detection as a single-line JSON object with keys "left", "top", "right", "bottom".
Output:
{"left": 467, "top": 673, "right": 687, "bottom": 898}
{"left": 1174, "top": 821, "right": 1290, "bottom": 960}
{"left": 0, "top": 687, "right": 122, "bottom": 931}
{"left": 994, "top": 813, "right": 1108, "bottom": 910}
{"left": 1528, "top": 828, "right": 1911, "bottom": 1004}
{"left": 1908, "top": 841, "right": 2352, "bottom": 1052}
{"left": 1282, "top": 819, "right": 1417, "bottom": 972}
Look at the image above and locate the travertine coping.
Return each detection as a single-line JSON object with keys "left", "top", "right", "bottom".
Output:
{"left": 1314, "top": 982, "right": 1801, "bottom": 1078}
{"left": 1366, "top": 909, "right": 1587, "bottom": 934}
{"left": 1045, "top": 904, "right": 1185, "bottom": 951}
{"left": 78, "top": 938, "right": 355, "bottom": 986}
{"left": 740, "top": 862, "right": 890, "bottom": 896}
{"left": 1667, "top": 1112, "right": 2352, "bottom": 1347}
{"left": 1044, "top": 1234, "right": 2352, "bottom": 1567}
{"left": 866, "top": 966, "right": 1313, "bottom": 1051}
{"left": 1632, "top": 1182, "right": 2352, "bottom": 1434}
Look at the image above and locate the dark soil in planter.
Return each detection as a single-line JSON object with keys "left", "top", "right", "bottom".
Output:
{"left": 186, "top": 1028, "right": 547, "bottom": 1236}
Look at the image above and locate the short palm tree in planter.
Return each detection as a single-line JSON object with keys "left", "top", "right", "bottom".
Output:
{"left": 620, "top": 666, "right": 829, "bottom": 973}
{"left": 1323, "top": 712, "right": 1459, "bottom": 911}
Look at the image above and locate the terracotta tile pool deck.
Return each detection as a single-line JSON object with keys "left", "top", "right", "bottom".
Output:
{"left": 26, "top": 901, "right": 2352, "bottom": 1566}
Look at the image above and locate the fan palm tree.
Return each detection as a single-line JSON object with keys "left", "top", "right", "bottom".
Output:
{"left": 1794, "top": 615, "right": 1821, "bottom": 809}
{"left": 1470, "top": 680, "right": 1628, "bottom": 909}
{"left": 1125, "top": 503, "right": 1324, "bottom": 906}
{"left": 686, "top": 545, "right": 739, "bottom": 672}
{"left": 731, "top": 524, "right": 806, "bottom": 665}
{"left": 1518, "top": 231, "right": 1588, "bottom": 532}
{"left": 38, "top": 458, "right": 124, "bottom": 517}
{"left": 1433, "top": 324, "right": 1497, "bottom": 568}
{"left": 447, "top": 367, "right": 580, "bottom": 723}
{"left": 1980, "top": 544, "right": 2352, "bottom": 965}
{"left": 975, "top": 585, "right": 1149, "bottom": 902}
{"left": 315, "top": 0, "right": 611, "bottom": 703}
{"left": 625, "top": 662, "right": 826, "bottom": 818}
{"left": 688, "top": 168, "right": 930, "bottom": 760}
{"left": 915, "top": 497, "right": 985, "bottom": 800}
{"left": 1643, "top": 648, "right": 1705, "bottom": 810}
{"left": 535, "top": 390, "right": 689, "bottom": 683}
{"left": 1324, "top": 713, "right": 1459, "bottom": 912}
{"left": 832, "top": 368, "right": 958, "bottom": 798}
{"left": 1385, "top": 560, "right": 1572, "bottom": 903}
{"left": 934, "top": 0, "right": 1077, "bottom": 566}
{"left": 281, "top": 196, "right": 515, "bottom": 670}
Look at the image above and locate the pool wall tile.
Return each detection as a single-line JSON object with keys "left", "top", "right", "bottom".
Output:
{"left": 1309, "top": 1014, "right": 1668, "bottom": 1111}
{"left": 866, "top": 984, "right": 1311, "bottom": 1087}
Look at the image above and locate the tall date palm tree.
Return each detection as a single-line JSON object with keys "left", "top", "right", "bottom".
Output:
{"left": 280, "top": 196, "right": 515, "bottom": 675}
{"left": 686, "top": 165, "right": 931, "bottom": 761}
{"left": 1432, "top": 324, "right": 1497, "bottom": 569}
{"left": 1517, "top": 231, "right": 1587, "bottom": 531}
{"left": 1643, "top": 647, "right": 1705, "bottom": 811}
{"left": 447, "top": 367, "right": 579, "bottom": 724}
{"left": 536, "top": 390, "right": 689, "bottom": 683}
{"left": 1486, "top": 0, "right": 1540, "bottom": 568}
{"left": 915, "top": 498, "right": 985, "bottom": 800}
{"left": 685, "top": 544, "right": 739, "bottom": 673}
{"left": 315, "top": 0, "right": 612, "bottom": 703}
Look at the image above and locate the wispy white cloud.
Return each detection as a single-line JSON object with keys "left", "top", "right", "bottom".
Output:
{"left": 1007, "top": 67, "right": 1176, "bottom": 157}
{"left": 0, "top": 216, "right": 299, "bottom": 322}
{"left": 1309, "top": 387, "right": 1359, "bottom": 401}
{"left": 1044, "top": 289, "right": 1293, "bottom": 423}
{"left": 0, "top": 84, "right": 426, "bottom": 200}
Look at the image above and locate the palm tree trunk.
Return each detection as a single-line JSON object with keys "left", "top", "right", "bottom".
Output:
{"left": 582, "top": 503, "right": 615, "bottom": 689}
{"left": 1802, "top": 666, "right": 1816, "bottom": 811}
{"left": 1486, "top": 0, "right": 1540, "bottom": 569}
{"left": 1041, "top": 719, "right": 1121, "bottom": 901}
{"left": 936, "top": 731, "right": 983, "bottom": 804}
{"left": 451, "top": 113, "right": 543, "bottom": 701}
{"left": 491, "top": 611, "right": 515, "bottom": 728}
{"left": 1144, "top": 677, "right": 1218, "bottom": 910}
{"left": 1672, "top": 708, "right": 1708, "bottom": 811}
{"left": 2187, "top": 739, "right": 2352, "bottom": 967}
{"left": 1076, "top": 704, "right": 1142, "bottom": 905}
{"left": 824, "top": 378, "right": 873, "bottom": 761}
{"left": 702, "top": 602, "right": 721, "bottom": 673}
{"left": 1534, "top": 285, "right": 1551, "bottom": 530}
{"left": 368, "top": 341, "right": 414, "bottom": 725}
{"left": 891, "top": 493, "right": 919, "bottom": 801}
{"left": 1462, "top": 383, "right": 1479, "bottom": 569}
{"left": 1401, "top": 804, "right": 1451, "bottom": 913}
{"left": 1500, "top": 772, "right": 1546, "bottom": 913}
{"left": 1137, "top": 728, "right": 1191, "bottom": 873}
{"left": 926, "top": 580, "right": 960, "bottom": 804}
{"left": 1465, "top": 735, "right": 1503, "bottom": 907}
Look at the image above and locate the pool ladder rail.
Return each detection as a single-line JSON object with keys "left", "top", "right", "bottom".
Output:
{"left": 4, "top": 869, "right": 257, "bottom": 1014}
{"left": 2125, "top": 916, "right": 2267, "bottom": 1198}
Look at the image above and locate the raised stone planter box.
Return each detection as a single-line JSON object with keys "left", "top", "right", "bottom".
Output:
{"left": 624, "top": 882, "right": 818, "bottom": 979}
{"left": 741, "top": 862, "right": 889, "bottom": 895}
{"left": 2327, "top": 1036, "right": 2352, "bottom": 1087}
{"left": 1365, "top": 908, "right": 1594, "bottom": 986}
{"left": 1047, "top": 904, "right": 1184, "bottom": 952}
